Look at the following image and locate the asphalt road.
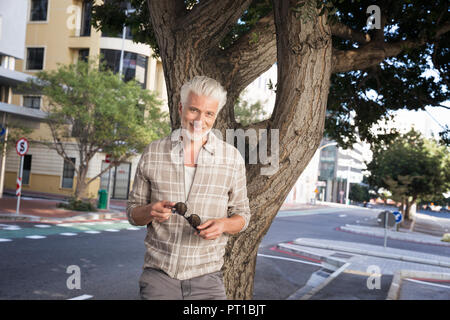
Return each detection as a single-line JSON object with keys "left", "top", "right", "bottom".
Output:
{"left": 0, "top": 207, "right": 448, "bottom": 300}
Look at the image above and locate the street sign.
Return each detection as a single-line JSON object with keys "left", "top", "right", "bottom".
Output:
{"left": 378, "top": 210, "right": 396, "bottom": 228}
{"left": 105, "top": 154, "right": 111, "bottom": 163}
{"left": 16, "top": 138, "right": 29, "bottom": 156}
{"left": 0, "top": 126, "right": 5, "bottom": 137}
{"left": 393, "top": 211, "right": 402, "bottom": 223}
{"left": 15, "top": 137, "right": 29, "bottom": 215}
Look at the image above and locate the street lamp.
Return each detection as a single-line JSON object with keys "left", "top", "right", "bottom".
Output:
{"left": 119, "top": 8, "right": 135, "bottom": 78}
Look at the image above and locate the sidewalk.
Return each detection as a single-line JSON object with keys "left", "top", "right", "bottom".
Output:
{"left": 0, "top": 191, "right": 127, "bottom": 223}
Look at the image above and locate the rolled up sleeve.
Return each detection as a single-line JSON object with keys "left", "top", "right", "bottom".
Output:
{"left": 227, "top": 156, "right": 251, "bottom": 232}
{"left": 126, "top": 155, "right": 151, "bottom": 226}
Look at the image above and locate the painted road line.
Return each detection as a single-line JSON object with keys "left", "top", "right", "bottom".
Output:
{"left": 277, "top": 208, "right": 348, "bottom": 218}
{"left": 34, "top": 224, "right": 51, "bottom": 228}
{"left": 84, "top": 230, "right": 101, "bottom": 234}
{"left": 104, "top": 229, "right": 119, "bottom": 232}
{"left": 405, "top": 278, "right": 450, "bottom": 289}
{"left": 60, "top": 233, "right": 78, "bottom": 236}
{"left": 257, "top": 253, "right": 322, "bottom": 267}
{"left": 126, "top": 227, "right": 140, "bottom": 231}
{"left": 0, "top": 238, "right": 12, "bottom": 242}
{"left": 25, "top": 235, "right": 46, "bottom": 239}
{"left": 68, "top": 294, "right": 93, "bottom": 300}
{"left": 339, "top": 215, "right": 347, "bottom": 218}
{"left": 3, "top": 226, "right": 21, "bottom": 230}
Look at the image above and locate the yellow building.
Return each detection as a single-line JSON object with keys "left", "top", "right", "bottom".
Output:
{"left": 4, "top": 0, "right": 167, "bottom": 200}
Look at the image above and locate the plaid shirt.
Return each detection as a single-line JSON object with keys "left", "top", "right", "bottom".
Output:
{"left": 127, "top": 129, "right": 251, "bottom": 280}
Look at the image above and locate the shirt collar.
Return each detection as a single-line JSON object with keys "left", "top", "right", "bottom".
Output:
{"left": 170, "top": 128, "right": 216, "bottom": 155}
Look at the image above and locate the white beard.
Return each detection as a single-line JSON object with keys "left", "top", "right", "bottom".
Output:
{"left": 181, "top": 121, "right": 211, "bottom": 142}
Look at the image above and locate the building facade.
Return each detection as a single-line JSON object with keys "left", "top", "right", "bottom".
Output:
{"left": 3, "top": 0, "right": 167, "bottom": 199}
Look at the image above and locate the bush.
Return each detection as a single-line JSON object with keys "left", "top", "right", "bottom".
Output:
{"left": 57, "top": 197, "right": 97, "bottom": 212}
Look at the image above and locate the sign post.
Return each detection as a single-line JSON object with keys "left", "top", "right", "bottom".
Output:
{"left": 105, "top": 154, "right": 112, "bottom": 210}
{"left": 15, "top": 138, "right": 29, "bottom": 215}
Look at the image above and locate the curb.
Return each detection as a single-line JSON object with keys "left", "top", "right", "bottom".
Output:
{"left": 292, "top": 238, "right": 450, "bottom": 269}
{"left": 0, "top": 212, "right": 127, "bottom": 224}
{"left": 339, "top": 224, "right": 450, "bottom": 247}
{"left": 386, "top": 270, "right": 450, "bottom": 300}
{"left": 277, "top": 243, "right": 350, "bottom": 300}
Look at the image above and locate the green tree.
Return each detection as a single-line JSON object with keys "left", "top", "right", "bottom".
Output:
{"left": 24, "top": 58, "right": 170, "bottom": 200}
{"left": 366, "top": 129, "right": 449, "bottom": 221}
{"left": 92, "top": 0, "right": 450, "bottom": 299}
{"left": 234, "top": 96, "right": 268, "bottom": 126}
{"left": 349, "top": 183, "right": 370, "bottom": 203}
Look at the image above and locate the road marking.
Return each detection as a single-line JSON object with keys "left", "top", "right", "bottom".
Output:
{"left": 59, "top": 223, "right": 73, "bottom": 227}
{"left": 343, "top": 269, "right": 381, "bottom": 277}
{"left": 3, "top": 226, "right": 21, "bottom": 231}
{"left": 257, "top": 253, "right": 322, "bottom": 267}
{"left": 68, "top": 294, "right": 93, "bottom": 300}
{"left": 405, "top": 278, "right": 450, "bottom": 289}
{"left": 25, "top": 235, "right": 46, "bottom": 239}
{"left": 339, "top": 214, "right": 347, "bottom": 218}
{"left": 0, "top": 238, "right": 12, "bottom": 242}
{"left": 126, "top": 227, "right": 140, "bottom": 231}
{"left": 34, "top": 224, "right": 51, "bottom": 228}
{"left": 84, "top": 231, "right": 101, "bottom": 234}
{"left": 60, "top": 233, "right": 77, "bottom": 236}
{"left": 104, "top": 229, "right": 119, "bottom": 232}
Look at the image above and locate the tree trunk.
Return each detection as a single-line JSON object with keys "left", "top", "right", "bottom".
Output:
{"left": 147, "top": 0, "right": 332, "bottom": 299}
{"left": 74, "top": 168, "right": 88, "bottom": 200}
{"left": 222, "top": 1, "right": 332, "bottom": 299}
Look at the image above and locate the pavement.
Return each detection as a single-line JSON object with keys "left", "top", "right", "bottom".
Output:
{"left": 1, "top": 191, "right": 450, "bottom": 300}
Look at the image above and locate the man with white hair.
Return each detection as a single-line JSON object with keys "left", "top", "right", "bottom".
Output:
{"left": 127, "top": 76, "right": 251, "bottom": 300}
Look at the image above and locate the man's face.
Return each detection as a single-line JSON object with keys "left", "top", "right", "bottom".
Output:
{"left": 179, "top": 91, "right": 219, "bottom": 141}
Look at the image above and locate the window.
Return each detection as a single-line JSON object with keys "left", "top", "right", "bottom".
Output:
{"left": 26, "top": 48, "right": 44, "bottom": 70}
{"left": 30, "top": 0, "right": 48, "bottom": 21}
{"left": 23, "top": 155, "right": 32, "bottom": 185}
{"left": 62, "top": 158, "right": 76, "bottom": 189}
{"left": 80, "top": 1, "right": 92, "bottom": 36}
{"left": 100, "top": 49, "right": 148, "bottom": 87}
{"left": 78, "top": 49, "right": 89, "bottom": 62}
{"left": 23, "top": 96, "right": 41, "bottom": 109}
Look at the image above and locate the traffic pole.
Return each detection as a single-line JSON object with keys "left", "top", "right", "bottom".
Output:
{"left": 16, "top": 155, "right": 24, "bottom": 215}
{"left": 384, "top": 211, "right": 388, "bottom": 248}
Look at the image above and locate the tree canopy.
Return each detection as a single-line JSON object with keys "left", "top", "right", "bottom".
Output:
{"left": 366, "top": 129, "right": 450, "bottom": 218}
{"left": 93, "top": 0, "right": 450, "bottom": 148}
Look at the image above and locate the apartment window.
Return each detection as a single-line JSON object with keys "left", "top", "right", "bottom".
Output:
{"left": 78, "top": 49, "right": 89, "bottom": 62}
{"left": 80, "top": 1, "right": 92, "bottom": 36}
{"left": 23, "top": 155, "right": 32, "bottom": 185}
{"left": 100, "top": 49, "right": 148, "bottom": 87}
{"left": 62, "top": 158, "right": 76, "bottom": 189}
{"left": 23, "top": 96, "right": 41, "bottom": 109}
{"left": 30, "top": 0, "right": 48, "bottom": 21}
{"left": 26, "top": 48, "right": 44, "bottom": 70}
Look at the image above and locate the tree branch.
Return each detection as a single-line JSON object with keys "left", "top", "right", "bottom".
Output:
{"left": 214, "top": 11, "right": 277, "bottom": 94}
{"left": 332, "top": 22, "right": 450, "bottom": 73}
{"left": 330, "top": 21, "right": 371, "bottom": 44}
{"left": 176, "top": 0, "right": 253, "bottom": 53}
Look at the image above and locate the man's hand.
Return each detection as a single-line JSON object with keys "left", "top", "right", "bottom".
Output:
{"left": 196, "top": 218, "right": 226, "bottom": 240}
{"left": 149, "top": 200, "right": 176, "bottom": 223}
